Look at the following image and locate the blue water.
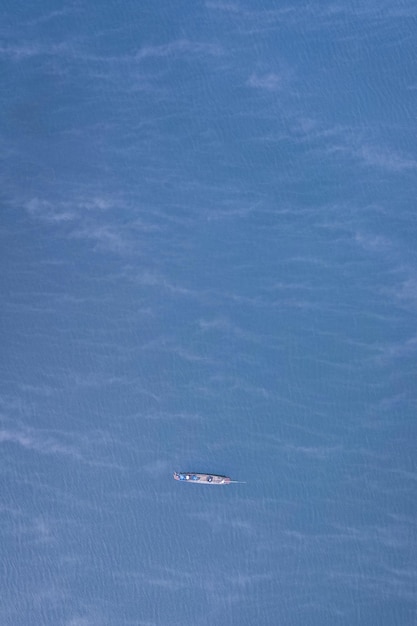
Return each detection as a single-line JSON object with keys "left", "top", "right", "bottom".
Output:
{"left": 1, "top": 2, "right": 417, "bottom": 625}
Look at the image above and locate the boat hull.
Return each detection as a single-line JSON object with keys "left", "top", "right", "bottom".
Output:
{"left": 173, "top": 472, "right": 231, "bottom": 484}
